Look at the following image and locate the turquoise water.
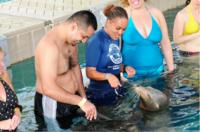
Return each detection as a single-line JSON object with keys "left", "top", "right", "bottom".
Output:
{"left": 0, "top": 0, "right": 11, "bottom": 3}
{"left": 9, "top": 44, "right": 200, "bottom": 132}
{"left": 7, "top": 5, "right": 200, "bottom": 132}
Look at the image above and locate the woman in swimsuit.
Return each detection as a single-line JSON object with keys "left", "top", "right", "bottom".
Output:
{"left": 120, "top": 0, "right": 174, "bottom": 80}
{"left": 0, "top": 47, "right": 22, "bottom": 131}
{"left": 173, "top": 0, "right": 200, "bottom": 88}
{"left": 173, "top": 0, "right": 200, "bottom": 54}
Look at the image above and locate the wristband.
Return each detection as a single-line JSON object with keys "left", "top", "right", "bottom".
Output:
{"left": 78, "top": 98, "right": 87, "bottom": 108}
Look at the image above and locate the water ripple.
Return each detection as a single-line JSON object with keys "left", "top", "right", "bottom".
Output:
{"left": 169, "top": 86, "right": 199, "bottom": 130}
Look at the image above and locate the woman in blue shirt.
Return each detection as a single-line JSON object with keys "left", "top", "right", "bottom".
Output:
{"left": 86, "top": 5, "right": 135, "bottom": 106}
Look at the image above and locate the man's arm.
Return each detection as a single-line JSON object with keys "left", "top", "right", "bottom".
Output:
{"left": 71, "top": 46, "right": 86, "bottom": 98}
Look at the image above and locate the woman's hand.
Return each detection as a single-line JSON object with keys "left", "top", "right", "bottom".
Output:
{"left": 125, "top": 66, "right": 135, "bottom": 78}
{"left": 0, "top": 119, "right": 12, "bottom": 130}
{"left": 106, "top": 73, "right": 122, "bottom": 88}
{"left": 10, "top": 108, "right": 21, "bottom": 130}
{"left": 167, "top": 64, "right": 175, "bottom": 73}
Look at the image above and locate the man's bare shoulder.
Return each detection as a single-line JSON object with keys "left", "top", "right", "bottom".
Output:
{"left": 35, "top": 34, "right": 58, "bottom": 56}
{"left": 34, "top": 34, "right": 59, "bottom": 72}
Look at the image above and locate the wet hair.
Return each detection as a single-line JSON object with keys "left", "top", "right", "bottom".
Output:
{"left": 67, "top": 10, "right": 97, "bottom": 30}
{"left": 103, "top": 5, "right": 128, "bottom": 20}
{"left": 120, "top": 0, "right": 147, "bottom": 6}
{"left": 185, "top": 0, "right": 191, "bottom": 6}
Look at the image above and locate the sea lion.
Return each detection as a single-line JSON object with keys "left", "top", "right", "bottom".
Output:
{"left": 133, "top": 86, "right": 169, "bottom": 111}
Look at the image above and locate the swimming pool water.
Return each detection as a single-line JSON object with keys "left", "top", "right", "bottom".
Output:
{"left": 7, "top": 5, "right": 200, "bottom": 132}
{"left": 8, "top": 44, "right": 199, "bottom": 132}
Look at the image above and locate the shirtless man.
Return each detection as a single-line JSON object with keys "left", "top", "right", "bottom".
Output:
{"left": 34, "top": 10, "right": 97, "bottom": 129}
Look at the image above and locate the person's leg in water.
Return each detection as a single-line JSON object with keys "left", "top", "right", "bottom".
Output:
{"left": 34, "top": 92, "right": 83, "bottom": 131}
{"left": 56, "top": 102, "right": 80, "bottom": 129}
{"left": 34, "top": 92, "right": 47, "bottom": 131}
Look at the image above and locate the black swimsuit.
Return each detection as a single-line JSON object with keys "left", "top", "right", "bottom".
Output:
{"left": 0, "top": 79, "right": 18, "bottom": 121}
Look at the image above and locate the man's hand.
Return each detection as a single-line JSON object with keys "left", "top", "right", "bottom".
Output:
{"left": 125, "top": 66, "right": 135, "bottom": 78}
{"left": 106, "top": 73, "right": 122, "bottom": 88}
{"left": 80, "top": 100, "right": 97, "bottom": 121}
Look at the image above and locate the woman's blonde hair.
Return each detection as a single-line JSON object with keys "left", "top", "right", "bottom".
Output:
{"left": 120, "top": 0, "right": 129, "bottom": 6}
{"left": 120, "top": 0, "right": 147, "bottom": 6}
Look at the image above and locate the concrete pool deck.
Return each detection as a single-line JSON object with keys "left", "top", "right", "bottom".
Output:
{"left": 0, "top": 0, "right": 185, "bottom": 66}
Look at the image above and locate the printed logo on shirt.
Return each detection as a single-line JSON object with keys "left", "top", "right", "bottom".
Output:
{"left": 108, "top": 44, "right": 122, "bottom": 64}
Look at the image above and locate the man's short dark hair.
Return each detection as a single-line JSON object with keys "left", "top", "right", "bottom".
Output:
{"left": 68, "top": 10, "right": 97, "bottom": 30}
